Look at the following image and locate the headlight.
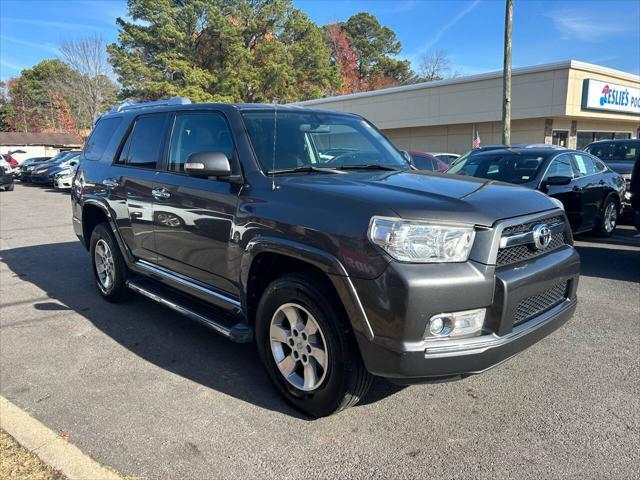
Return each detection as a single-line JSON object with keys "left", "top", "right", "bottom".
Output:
{"left": 368, "top": 216, "right": 476, "bottom": 263}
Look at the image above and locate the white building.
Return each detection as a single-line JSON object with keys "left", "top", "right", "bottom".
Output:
{"left": 0, "top": 132, "right": 83, "bottom": 163}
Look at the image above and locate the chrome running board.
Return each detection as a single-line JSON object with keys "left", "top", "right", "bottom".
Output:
{"left": 126, "top": 279, "right": 252, "bottom": 343}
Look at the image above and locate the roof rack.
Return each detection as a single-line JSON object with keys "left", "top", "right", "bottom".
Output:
{"left": 522, "top": 143, "right": 567, "bottom": 149}
{"left": 109, "top": 97, "right": 191, "bottom": 114}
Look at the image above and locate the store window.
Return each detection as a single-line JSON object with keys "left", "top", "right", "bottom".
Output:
{"left": 552, "top": 130, "right": 568, "bottom": 147}
{"left": 576, "top": 131, "right": 632, "bottom": 149}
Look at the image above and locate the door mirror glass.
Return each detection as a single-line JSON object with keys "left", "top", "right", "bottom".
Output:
{"left": 185, "top": 151, "right": 231, "bottom": 178}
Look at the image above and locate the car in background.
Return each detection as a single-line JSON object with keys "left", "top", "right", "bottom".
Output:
{"left": 408, "top": 150, "right": 448, "bottom": 172}
{"left": 446, "top": 146, "right": 625, "bottom": 236}
{"left": 431, "top": 152, "right": 460, "bottom": 164}
{"left": 629, "top": 155, "right": 640, "bottom": 230}
{"left": 53, "top": 164, "right": 78, "bottom": 190}
{"left": 31, "top": 152, "right": 81, "bottom": 185}
{"left": 584, "top": 139, "right": 640, "bottom": 215}
{"left": 19, "top": 156, "right": 52, "bottom": 181}
{"left": 0, "top": 163, "right": 14, "bottom": 191}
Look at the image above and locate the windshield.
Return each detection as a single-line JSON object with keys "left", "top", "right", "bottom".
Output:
{"left": 585, "top": 142, "right": 639, "bottom": 163}
{"left": 241, "top": 110, "right": 408, "bottom": 172}
{"left": 446, "top": 152, "right": 548, "bottom": 184}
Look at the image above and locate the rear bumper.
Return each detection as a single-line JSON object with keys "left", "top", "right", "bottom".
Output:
{"left": 351, "top": 246, "right": 580, "bottom": 381}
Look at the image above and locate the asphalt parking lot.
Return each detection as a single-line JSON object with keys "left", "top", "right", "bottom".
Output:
{"left": 1, "top": 183, "right": 639, "bottom": 479}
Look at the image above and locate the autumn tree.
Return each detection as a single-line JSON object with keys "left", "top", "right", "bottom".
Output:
{"left": 108, "top": 0, "right": 341, "bottom": 103}
{"left": 324, "top": 23, "right": 360, "bottom": 94}
{"left": 47, "top": 91, "right": 76, "bottom": 133}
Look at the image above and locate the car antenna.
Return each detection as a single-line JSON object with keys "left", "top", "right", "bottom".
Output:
{"left": 271, "top": 99, "right": 279, "bottom": 191}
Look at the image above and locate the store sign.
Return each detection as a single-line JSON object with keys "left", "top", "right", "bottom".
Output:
{"left": 582, "top": 79, "right": 640, "bottom": 115}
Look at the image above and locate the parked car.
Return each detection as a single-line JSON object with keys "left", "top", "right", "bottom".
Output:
{"left": 446, "top": 146, "right": 625, "bottom": 236}
{"left": 31, "top": 152, "right": 80, "bottom": 185}
{"left": 431, "top": 152, "right": 460, "bottom": 164}
{"left": 584, "top": 139, "right": 640, "bottom": 215}
{"left": 408, "top": 150, "right": 448, "bottom": 171}
{"left": 53, "top": 165, "right": 78, "bottom": 190}
{"left": 73, "top": 99, "right": 579, "bottom": 417}
{"left": 630, "top": 156, "right": 640, "bottom": 230}
{"left": 19, "top": 156, "right": 52, "bottom": 181}
{"left": 0, "top": 163, "right": 14, "bottom": 191}
{"left": 1, "top": 152, "right": 20, "bottom": 167}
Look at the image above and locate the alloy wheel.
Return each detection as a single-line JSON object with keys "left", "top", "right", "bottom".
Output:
{"left": 604, "top": 202, "right": 617, "bottom": 233}
{"left": 94, "top": 239, "right": 115, "bottom": 290}
{"left": 269, "top": 303, "right": 329, "bottom": 392}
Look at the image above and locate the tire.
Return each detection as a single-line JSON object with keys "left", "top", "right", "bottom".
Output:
{"left": 89, "top": 222, "right": 130, "bottom": 303}
{"left": 6, "top": 183, "right": 14, "bottom": 191}
{"left": 592, "top": 195, "right": 618, "bottom": 237}
{"left": 255, "top": 273, "right": 373, "bottom": 417}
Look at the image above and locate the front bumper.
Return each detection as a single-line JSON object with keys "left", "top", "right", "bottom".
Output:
{"left": 351, "top": 245, "right": 580, "bottom": 382}
{"left": 31, "top": 174, "right": 52, "bottom": 185}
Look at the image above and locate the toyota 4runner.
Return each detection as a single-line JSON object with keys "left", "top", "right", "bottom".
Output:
{"left": 72, "top": 98, "right": 580, "bottom": 417}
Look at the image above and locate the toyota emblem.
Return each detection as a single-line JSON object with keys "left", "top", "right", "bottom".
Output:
{"left": 532, "top": 224, "right": 552, "bottom": 250}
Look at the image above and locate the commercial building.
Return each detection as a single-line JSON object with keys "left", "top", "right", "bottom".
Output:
{"left": 299, "top": 60, "right": 640, "bottom": 154}
{"left": 0, "top": 132, "right": 83, "bottom": 163}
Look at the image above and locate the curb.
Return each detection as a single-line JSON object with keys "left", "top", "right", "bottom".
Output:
{"left": 0, "top": 396, "right": 123, "bottom": 480}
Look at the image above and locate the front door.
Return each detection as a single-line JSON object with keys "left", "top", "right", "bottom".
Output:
{"left": 152, "top": 111, "right": 241, "bottom": 296}
{"left": 109, "top": 113, "right": 169, "bottom": 262}
{"left": 543, "top": 153, "right": 582, "bottom": 230}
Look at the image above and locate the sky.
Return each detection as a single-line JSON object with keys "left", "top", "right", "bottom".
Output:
{"left": 1, "top": 0, "right": 639, "bottom": 82}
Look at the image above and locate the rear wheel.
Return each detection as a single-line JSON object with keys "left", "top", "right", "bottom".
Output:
{"left": 89, "top": 223, "right": 130, "bottom": 302}
{"left": 255, "top": 273, "right": 373, "bottom": 417}
{"left": 592, "top": 196, "right": 618, "bottom": 237}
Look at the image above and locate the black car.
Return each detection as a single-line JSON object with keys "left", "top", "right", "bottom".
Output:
{"left": 584, "top": 139, "right": 640, "bottom": 214}
{"left": 72, "top": 99, "right": 579, "bottom": 417}
{"left": 0, "top": 164, "right": 14, "bottom": 191}
{"left": 446, "top": 146, "right": 625, "bottom": 236}
{"left": 31, "top": 152, "right": 80, "bottom": 185}
{"left": 19, "top": 156, "right": 52, "bottom": 182}
{"left": 630, "top": 156, "right": 640, "bottom": 229}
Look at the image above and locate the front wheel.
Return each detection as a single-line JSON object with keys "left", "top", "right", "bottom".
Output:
{"left": 592, "top": 196, "right": 618, "bottom": 237}
{"left": 89, "top": 223, "right": 130, "bottom": 302}
{"left": 255, "top": 274, "right": 373, "bottom": 417}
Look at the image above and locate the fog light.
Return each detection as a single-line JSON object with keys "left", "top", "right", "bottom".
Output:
{"left": 426, "top": 308, "right": 486, "bottom": 339}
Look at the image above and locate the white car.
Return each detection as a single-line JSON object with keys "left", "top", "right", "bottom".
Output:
{"left": 0, "top": 157, "right": 20, "bottom": 176}
{"left": 53, "top": 166, "right": 78, "bottom": 190}
{"left": 431, "top": 152, "right": 460, "bottom": 164}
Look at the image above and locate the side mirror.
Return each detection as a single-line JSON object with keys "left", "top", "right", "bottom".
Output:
{"left": 544, "top": 175, "right": 572, "bottom": 186}
{"left": 185, "top": 152, "right": 231, "bottom": 178}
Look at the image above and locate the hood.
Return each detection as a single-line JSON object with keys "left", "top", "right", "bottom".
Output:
{"left": 604, "top": 162, "right": 634, "bottom": 175}
{"left": 276, "top": 170, "right": 558, "bottom": 227}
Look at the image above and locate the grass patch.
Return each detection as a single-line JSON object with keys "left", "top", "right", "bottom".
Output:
{"left": 0, "top": 429, "right": 67, "bottom": 480}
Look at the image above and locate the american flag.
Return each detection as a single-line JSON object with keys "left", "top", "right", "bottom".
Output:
{"left": 472, "top": 129, "right": 481, "bottom": 149}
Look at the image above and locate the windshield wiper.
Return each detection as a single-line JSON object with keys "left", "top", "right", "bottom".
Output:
{"left": 338, "top": 164, "right": 401, "bottom": 171}
{"left": 267, "top": 166, "right": 345, "bottom": 175}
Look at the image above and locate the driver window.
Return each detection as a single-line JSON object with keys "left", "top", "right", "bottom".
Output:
{"left": 545, "top": 154, "right": 573, "bottom": 179}
{"left": 168, "top": 112, "right": 234, "bottom": 173}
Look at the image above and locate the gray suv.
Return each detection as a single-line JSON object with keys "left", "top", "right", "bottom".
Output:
{"left": 72, "top": 98, "right": 580, "bottom": 417}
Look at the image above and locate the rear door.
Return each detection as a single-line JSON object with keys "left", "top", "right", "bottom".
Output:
{"left": 108, "top": 113, "right": 170, "bottom": 262}
{"left": 152, "top": 110, "right": 241, "bottom": 296}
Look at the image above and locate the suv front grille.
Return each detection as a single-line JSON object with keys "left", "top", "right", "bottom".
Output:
{"left": 513, "top": 280, "right": 568, "bottom": 327}
{"left": 497, "top": 215, "right": 567, "bottom": 267}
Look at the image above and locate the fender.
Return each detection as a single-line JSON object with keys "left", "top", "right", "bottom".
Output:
{"left": 81, "top": 196, "right": 136, "bottom": 266}
{"left": 240, "top": 236, "right": 375, "bottom": 340}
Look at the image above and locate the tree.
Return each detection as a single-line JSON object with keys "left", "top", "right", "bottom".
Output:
{"left": 108, "top": 0, "right": 341, "bottom": 103}
{"left": 0, "top": 81, "right": 13, "bottom": 132}
{"left": 416, "top": 49, "right": 461, "bottom": 82}
{"left": 341, "top": 12, "right": 413, "bottom": 88}
{"left": 6, "top": 77, "right": 40, "bottom": 132}
{"left": 60, "top": 36, "right": 118, "bottom": 127}
{"left": 324, "top": 23, "right": 360, "bottom": 93}
{"left": 47, "top": 91, "right": 76, "bottom": 133}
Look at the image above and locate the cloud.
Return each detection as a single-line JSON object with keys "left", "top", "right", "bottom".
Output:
{"left": 0, "top": 35, "right": 60, "bottom": 55}
{"left": 0, "top": 59, "right": 24, "bottom": 73}
{"left": 547, "top": 12, "right": 625, "bottom": 42}
{"left": 419, "top": 0, "right": 481, "bottom": 53}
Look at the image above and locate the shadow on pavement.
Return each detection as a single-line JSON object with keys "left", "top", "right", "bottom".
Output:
{"left": 574, "top": 244, "right": 640, "bottom": 283}
{"left": 0, "top": 241, "right": 403, "bottom": 419}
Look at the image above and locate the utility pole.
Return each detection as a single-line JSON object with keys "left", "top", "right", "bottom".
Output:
{"left": 502, "top": 0, "right": 513, "bottom": 146}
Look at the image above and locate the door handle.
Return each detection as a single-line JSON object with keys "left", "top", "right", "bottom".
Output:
{"left": 102, "top": 178, "right": 120, "bottom": 189}
{"left": 152, "top": 188, "right": 171, "bottom": 200}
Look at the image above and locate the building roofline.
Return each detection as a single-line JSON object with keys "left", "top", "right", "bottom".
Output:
{"left": 298, "top": 60, "right": 640, "bottom": 106}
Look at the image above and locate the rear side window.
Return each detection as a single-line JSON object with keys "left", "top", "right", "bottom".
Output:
{"left": 118, "top": 114, "right": 169, "bottom": 168}
{"left": 84, "top": 118, "right": 122, "bottom": 161}
{"left": 167, "top": 112, "right": 234, "bottom": 172}
{"left": 572, "top": 154, "right": 599, "bottom": 176}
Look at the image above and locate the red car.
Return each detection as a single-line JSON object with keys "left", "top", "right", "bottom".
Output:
{"left": 1, "top": 153, "right": 19, "bottom": 167}
{"left": 408, "top": 150, "right": 449, "bottom": 172}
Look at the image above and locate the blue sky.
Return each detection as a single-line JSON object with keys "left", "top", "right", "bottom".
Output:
{"left": 1, "top": 0, "right": 639, "bottom": 82}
